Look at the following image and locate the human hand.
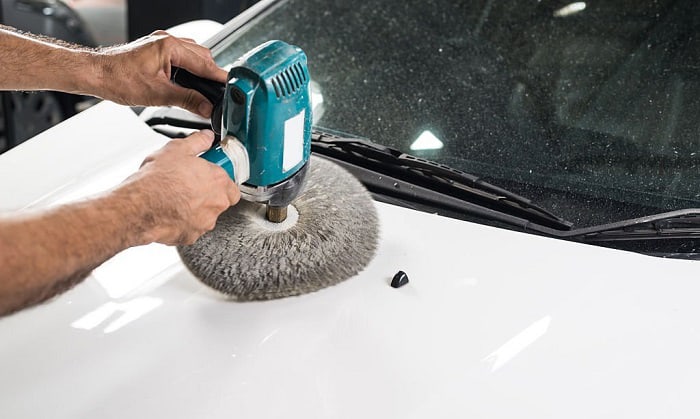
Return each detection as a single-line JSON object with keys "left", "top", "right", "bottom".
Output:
{"left": 122, "top": 130, "right": 240, "bottom": 245}
{"left": 93, "top": 31, "right": 227, "bottom": 117}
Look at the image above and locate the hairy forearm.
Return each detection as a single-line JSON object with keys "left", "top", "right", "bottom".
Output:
{"left": 0, "top": 25, "right": 229, "bottom": 116}
{"left": 0, "top": 184, "right": 151, "bottom": 316}
{"left": 0, "top": 25, "right": 100, "bottom": 95}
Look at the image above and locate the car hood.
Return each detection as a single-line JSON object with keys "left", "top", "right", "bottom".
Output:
{"left": 1, "top": 102, "right": 699, "bottom": 418}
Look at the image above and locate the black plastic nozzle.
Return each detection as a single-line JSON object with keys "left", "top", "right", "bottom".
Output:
{"left": 391, "top": 271, "right": 409, "bottom": 288}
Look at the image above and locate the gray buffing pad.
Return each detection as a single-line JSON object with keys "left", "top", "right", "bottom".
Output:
{"left": 177, "top": 156, "right": 379, "bottom": 300}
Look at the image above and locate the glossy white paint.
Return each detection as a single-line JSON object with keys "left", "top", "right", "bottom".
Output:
{"left": 165, "top": 20, "right": 224, "bottom": 45}
{"left": 1, "top": 103, "right": 699, "bottom": 418}
{"left": 0, "top": 102, "right": 168, "bottom": 211}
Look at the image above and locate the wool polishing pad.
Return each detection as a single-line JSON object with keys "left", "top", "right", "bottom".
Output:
{"left": 177, "top": 156, "right": 379, "bottom": 300}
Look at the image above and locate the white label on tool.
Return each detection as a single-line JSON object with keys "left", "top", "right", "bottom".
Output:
{"left": 283, "top": 109, "right": 305, "bottom": 172}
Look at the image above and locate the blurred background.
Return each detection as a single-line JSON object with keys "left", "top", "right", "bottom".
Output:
{"left": 0, "top": 0, "right": 259, "bottom": 152}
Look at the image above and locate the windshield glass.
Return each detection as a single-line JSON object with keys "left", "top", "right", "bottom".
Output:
{"left": 213, "top": 0, "right": 700, "bottom": 228}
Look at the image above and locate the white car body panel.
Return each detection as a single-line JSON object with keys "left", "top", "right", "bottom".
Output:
{"left": 165, "top": 20, "right": 224, "bottom": 45}
{"left": 1, "top": 103, "right": 699, "bottom": 418}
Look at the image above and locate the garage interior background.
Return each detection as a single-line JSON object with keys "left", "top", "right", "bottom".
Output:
{"left": 0, "top": 0, "right": 259, "bottom": 153}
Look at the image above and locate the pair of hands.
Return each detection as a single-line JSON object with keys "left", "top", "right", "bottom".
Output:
{"left": 97, "top": 31, "right": 239, "bottom": 245}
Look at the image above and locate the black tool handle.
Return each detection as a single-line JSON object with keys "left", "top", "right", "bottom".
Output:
{"left": 171, "top": 66, "right": 225, "bottom": 106}
{"left": 171, "top": 66, "right": 225, "bottom": 135}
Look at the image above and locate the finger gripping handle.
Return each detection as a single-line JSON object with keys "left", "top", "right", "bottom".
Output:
{"left": 171, "top": 67, "right": 225, "bottom": 106}
{"left": 171, "top": 66, "right": 225, "bottom": 135}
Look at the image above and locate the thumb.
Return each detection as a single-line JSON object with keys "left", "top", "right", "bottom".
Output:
{"left": 183, "top": 130, "right": 216, "bottom": 155}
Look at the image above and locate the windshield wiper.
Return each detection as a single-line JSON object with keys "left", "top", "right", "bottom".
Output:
{"left": 141, "top": 111, "right": 572, "bottom": 231}
{"left": 142, "top": 113, "right": 699, "bottom": 249}
{"left": 564, "top": 209, "right": 700, "bottom": 242}
{"left": 311, "top": 131, "right": 573, "bottom": 231}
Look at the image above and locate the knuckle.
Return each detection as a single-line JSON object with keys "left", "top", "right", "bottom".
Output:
{"left": 228, "top": 185, "right": 241, "bottom": 204}
{"left": 210, "top": 194, "right": 227, "bottom": 211}
{"left": 219, "top": 195, "right": 232, "bottom": 210}
{"left": 164, "top": 35, "right": 177, "bottom": 47}
{"left": 231, "top": 190, "right": 241, "bottom": 205}
{"left": 212, "top": 166, "right": 229, "bottom": 180}
{"left": 197, "top": 131, "right": 213, "bottom": 145}
{"left": 188, "top": 135, "right": 210, "bottom": 154}
{"left": 153, "top": 33, "right": 176, "bottom": 51}
{"left": 140, "top": 155, "right": 155, "bottom": 167}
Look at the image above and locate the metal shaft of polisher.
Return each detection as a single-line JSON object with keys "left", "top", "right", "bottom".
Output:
{"left": 266, "top": 205, "right": 288, "bottom": 223}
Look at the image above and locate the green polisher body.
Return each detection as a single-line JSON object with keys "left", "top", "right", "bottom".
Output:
{"left": 174, "top": 42, "right": 381, "bottom": 300}
{"left": 172, "top": 40, "right": 313, "bottom": 222}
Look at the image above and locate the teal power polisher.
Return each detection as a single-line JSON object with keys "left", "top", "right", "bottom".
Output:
{"left": 172, "top": 40, "right": 312, "bottom": 223}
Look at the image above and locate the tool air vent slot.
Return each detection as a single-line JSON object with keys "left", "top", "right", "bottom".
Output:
{"left": 271, "top": 62, "right": 308, "bottom": 98}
